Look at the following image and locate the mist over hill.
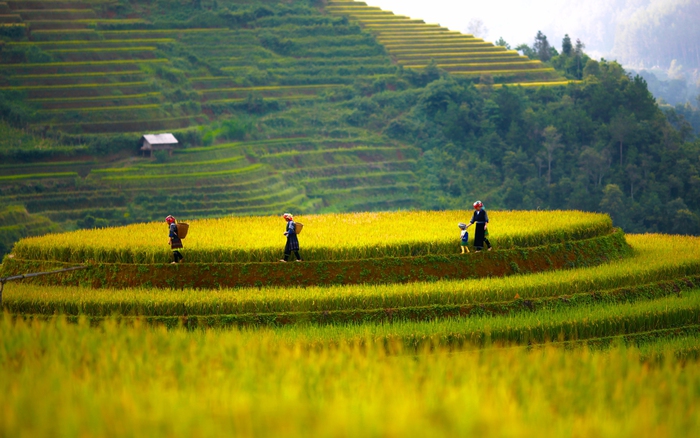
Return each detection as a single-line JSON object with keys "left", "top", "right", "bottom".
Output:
{"left": 372, "top": 0, "right": 700, "bottom": 106}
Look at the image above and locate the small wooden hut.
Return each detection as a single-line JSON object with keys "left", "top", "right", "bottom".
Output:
{"left": 140, "top": 133, "right": 179, "bottom": 157}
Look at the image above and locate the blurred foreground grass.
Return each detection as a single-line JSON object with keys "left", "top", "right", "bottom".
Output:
{"left": 1, "top": 315, "right": 699, "bottom": 437}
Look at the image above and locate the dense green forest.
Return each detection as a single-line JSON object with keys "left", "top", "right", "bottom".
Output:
{"left": 375, "top": 61, "right": 700, "bottom": 234}
{"left": 1, "top": 0, "right": 700, "bottom": 258}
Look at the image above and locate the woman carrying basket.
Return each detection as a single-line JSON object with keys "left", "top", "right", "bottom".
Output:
{"left": 280, "top": 213, "right": 302, "bottom": 262}
{"left": 165, "top": 215, "right": 184, "bottom": 263}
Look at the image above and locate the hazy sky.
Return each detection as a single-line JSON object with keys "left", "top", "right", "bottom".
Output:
{"left": 367, "top": 0, "right": 618, "bottom": 59}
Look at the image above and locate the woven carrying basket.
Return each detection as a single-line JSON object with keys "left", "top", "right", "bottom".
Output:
{"left": 294, "top": 222, "right": 303, "bottom": 234}
{"left": 176, "top": 223, "right": 189, "bottom": 239}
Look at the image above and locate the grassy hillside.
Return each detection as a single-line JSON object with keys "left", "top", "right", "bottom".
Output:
{"left": 1, "top": 0, "right": 698, "bottom": 262}
{"left": 0, "top": 204, "right": 59, "bottom": 256}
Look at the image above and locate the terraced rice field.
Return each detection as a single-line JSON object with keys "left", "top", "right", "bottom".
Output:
{"left": 3, "top": 212, "right": 700, "bottom": 435}
{"left": 2, "top": 221, "right": 699, "bottom": 342}
{"left": 0, "top": 1, "right": 408, "bottom": 134}
{"left": 325, "top": 0, "right": 566, "bottom": 85}
{"left": 0, "top": 0, "right": 569, "bottom": 228}
{"left": 1, "top": 0, "right": 571, "bottom": 138}
{"left": 0, "top": 135, "right": 421, "bottom": 223}
{"left": 8, "top": 210, "right": 614, "bottom": 262}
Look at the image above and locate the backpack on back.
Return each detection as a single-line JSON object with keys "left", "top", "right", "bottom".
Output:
{"left": 294, "top": 222, "right": 303, "bottom": 234}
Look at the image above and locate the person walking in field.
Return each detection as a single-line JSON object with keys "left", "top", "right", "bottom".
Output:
{"left": 458, "top": 222, "right": 470, "bottom": 254}
{"left": 165, "top": 215, "right": 184, "bottom": 264}
{"left": 466, "top": 201, "right": 492, "bottom": 252}
{"left": 280, "top": 213, "right": 302, "bottom": 262}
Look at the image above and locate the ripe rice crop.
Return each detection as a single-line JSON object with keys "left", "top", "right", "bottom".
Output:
{"left": 26, "top": 19, "right": 146, "bottom": 24}
{"left": 12, "top": 70, "right": 143, "bottom": 79}
{"left": 99, "top": 163, "right": 264, "bottom": 182}
{"left": 9, "top": 210, "right": 613, "bottom": 264}
{"left": 450, "top": 68, "right": 556, "bottom": 76}
{"left": 486, "top": 81, "right": 580, "bottom": 88}
{"left": 405, "top": 62, "right": 541, "bottom": 71}
{"left": 390, "top": 47, "right": 504, "bottom": 55}
{"left": 176, "top": 137, "right": 310, "bottom": 154}
{"left": 8, "top": 38, "right": 175, "bottom": 46}
{"left": 47, "top": 115, "right": 200, "bottom": 134}
{"left": 1, "top": 315, "right": 698, "bottom": 437}
{"left": 0, "top": 171, "right": 78, "bottom": 181}
{"left": 0, "top": 59, "right": 167, "bottom": 68}
{"left": 29, "top": 92, "right": 161, "bottom": 102}
{"left": 2, "top": 234, "right": 695, "bottom": 317}
{"left": 37, "top": 104, "right": 160, "bottom": 113}
{"left": 139, "top": 156, "right": 244, "bottom": 168}
{"left": 1, "top": 81, "right": 149, "bottom": 91}
{"left": 383, "top": 41, "right": 493, "bottom": 48}
{"left": 206, "top": 95, "right": 318, "bottom": 105}
{"left": 45, "top": 46, "right": 157, "bottom": 53}
{"left": 195, "top": 83, "right": 337, "bottom": 92}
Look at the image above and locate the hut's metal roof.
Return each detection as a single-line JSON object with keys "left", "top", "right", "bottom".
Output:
{"left": 142, "top": 133, "right": 178, "bottom": 145}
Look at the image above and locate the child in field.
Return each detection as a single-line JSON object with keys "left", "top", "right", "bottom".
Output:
{"left": 459, "top": 223, "right": 470, "bottom": 254}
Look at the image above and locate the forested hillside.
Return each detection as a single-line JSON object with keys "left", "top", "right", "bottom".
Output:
{"left": 1, "top": 0, "right": 699, "bottom": 257}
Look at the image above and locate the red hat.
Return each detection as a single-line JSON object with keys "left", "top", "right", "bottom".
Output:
{"left": 282, "top": 213, "right": 293, "bottom": 221}
{"left": 165, "top": 215, "right": 175, "bottom": 224}
{"left": 473, "top": 201, "right": 483, "bottom": 209}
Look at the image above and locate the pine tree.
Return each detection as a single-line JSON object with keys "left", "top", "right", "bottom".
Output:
{"left": 533, "top": 31, "right": 552, "bottom": 62}
{"left": 562, "top": 34, "right": 573, "bottom": 56}
{"left": 574, "top": 38, "right": 586, "bottom": 77}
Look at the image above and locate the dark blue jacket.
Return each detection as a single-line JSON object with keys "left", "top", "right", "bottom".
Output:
{"left": 285, "top": 221, "right": 299, "bottom": 251}
{"left": 470, "top": 209, "right": 489, "bottom": 224}
{"left": 169, "top": 223, "right": 182, "bottom": 249}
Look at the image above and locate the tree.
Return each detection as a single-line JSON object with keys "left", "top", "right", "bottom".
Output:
{"left": 579, "top": 147, "right": 608, "bottom": 188}
{"left": 574, "top": 38, "right": 586, "bottom": 76}
{"left": 609, "top": 112, "right": 636, "bottom": 166}
{"left": 466, "top": 18, "right": 488, "bottom": 39}
{"left": 533, "top": 31, "right": 552, "bottom": 62}
{"left": 542, "top": 125, "right": 562, "bottom": 185}
{"left": 562, "top": 34, "right": 573, "bottom": 56}
{"left": 666, "top": 198, "right": 700, "bottom": 235}
{"left": 625, "top": 163, "right": 642, "bottom": 200}
{"left": 516, "top": 43, "right": 536, "bottom": 59}
{"left": 495, "top": 37, "right": 511, "bottom": 50}
{"left": 583, "top": 59, "right": 600, "bottom": 78}
{"left": 599, "top": 184, "right": 627, "bottom": 225}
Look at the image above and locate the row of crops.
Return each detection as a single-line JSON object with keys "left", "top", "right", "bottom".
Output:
{"left": 325, "top": 0, "right": 566, "bottom": 85}
{"left": 0, "top": 135, "right": 421, "bottom": 224}
{"left": 9, "top": 210, "right": 615, "bottom": 263}
{"left": 2, "top": 233, "right": 700, "bottom": 337}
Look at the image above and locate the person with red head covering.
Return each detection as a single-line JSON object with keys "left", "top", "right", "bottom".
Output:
{"left": 280, "top": 213, "right": 302, "bottom": 262}
{"left": 466, "top": 201, "right": 492, "bottom": 251}
{"left": 165, "top": 215, "right": 183, "bottom": 263}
